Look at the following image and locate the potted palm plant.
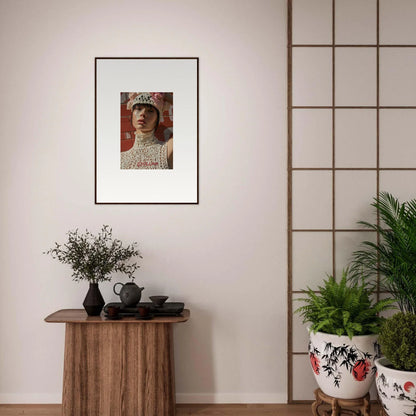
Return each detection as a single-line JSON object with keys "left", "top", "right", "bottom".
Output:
{"left": 45, "top": 225, "right": 142, "bottom": 315}
{"left": 349, "top": 192, "right": 416, "bottom": 415}
{"left": 350, "top": 192, "right": 416, "bottom": 314}
{"left": 295, "top": 270, "right": 394, "bottom": 399}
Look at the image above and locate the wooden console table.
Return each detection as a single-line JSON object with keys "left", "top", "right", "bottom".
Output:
{"left": 45, "top": 309, "right": 190, "bottom": 416}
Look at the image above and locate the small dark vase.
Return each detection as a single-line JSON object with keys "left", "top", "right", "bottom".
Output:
{"left": 83, "top": 283, "right": 105, "bottom": 316}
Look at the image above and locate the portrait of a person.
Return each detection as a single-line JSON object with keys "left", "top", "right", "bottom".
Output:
{"left": 120, "top": 92, "right": 173, "bottom": 169}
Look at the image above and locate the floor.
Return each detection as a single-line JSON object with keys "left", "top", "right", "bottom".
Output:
{"left": 0, "top": 403, "right": 382, "bottom": 415}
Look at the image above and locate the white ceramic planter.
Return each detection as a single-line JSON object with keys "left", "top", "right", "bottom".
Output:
{"left": 375, "top": 357, "right": 416, "bottom": 416}
{"left": 308, "top": 330, "right": 380, "bottom": 399}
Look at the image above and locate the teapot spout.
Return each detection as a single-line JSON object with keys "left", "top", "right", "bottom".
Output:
{"left": 139, "top": 287, "right": 144, "bottom": 291}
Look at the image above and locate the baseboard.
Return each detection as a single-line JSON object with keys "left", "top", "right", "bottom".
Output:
{"left": 0, "top": 393, "right": 286, "bottom": 405}
{"left": 0, "top": 394, "right": 61, "bottom": 404}
{"left": 175, "top": 393, "right": 286, "bottom": 404}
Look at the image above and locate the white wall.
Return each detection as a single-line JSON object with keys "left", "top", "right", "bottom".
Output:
{"left": 0, "top": 0, "right": 287, "bottom": 404}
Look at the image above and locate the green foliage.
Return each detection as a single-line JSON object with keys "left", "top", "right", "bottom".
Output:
{"left": 295, "top": 270, "right": 395, "bottom": 339}
{"left": 45, "top": 225, "right": 142, "bottom": 283}
{"left": 379, "top": 312, "right": 416, "bottom": 372}
{"left": 350, "top": 192, "right": 416, "bottom": 314}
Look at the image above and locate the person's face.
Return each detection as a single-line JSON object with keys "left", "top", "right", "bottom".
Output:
{"left": 132, "top": 104, "right": 158, "bottom": 133}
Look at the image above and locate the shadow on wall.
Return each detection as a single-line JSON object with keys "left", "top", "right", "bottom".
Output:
{"left": 173, "top": 305, "right": 215, "bottom": 400}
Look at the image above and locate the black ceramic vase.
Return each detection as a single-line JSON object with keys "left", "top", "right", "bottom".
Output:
{"left": 83, "top": 283, "right": 105, "bottom": 316}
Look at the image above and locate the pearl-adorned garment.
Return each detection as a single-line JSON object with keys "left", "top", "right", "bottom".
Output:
{"left": 120, "top": 131, "right": 169, "bottom": 169}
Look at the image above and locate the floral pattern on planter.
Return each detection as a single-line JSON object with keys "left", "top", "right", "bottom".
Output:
{"left": 309, "top": 339, "right": 379, "bottom": 388}
{"left": 376, "top": 358, "right": 416, "bottom": 416}
{"left": 352, "top": 359, "right": 371, "bottom": 382}
{"left": 310, "top": 352, "right": 321, "bottom": 375}
{"left": 308, "top": 331, "right": 380, "bottom": 399}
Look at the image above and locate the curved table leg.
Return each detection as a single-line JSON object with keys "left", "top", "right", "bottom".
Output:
{"left": 312, "top": 388, "right": 324, "bottom": 416}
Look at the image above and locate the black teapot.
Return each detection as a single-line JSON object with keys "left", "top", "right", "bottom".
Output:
{"left": 113, "top": 282, "right": 144, "bottom": 307}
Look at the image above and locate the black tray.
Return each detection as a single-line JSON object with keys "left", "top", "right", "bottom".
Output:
{"left": 104, "top": 302, "right": 184, "bottom": 317}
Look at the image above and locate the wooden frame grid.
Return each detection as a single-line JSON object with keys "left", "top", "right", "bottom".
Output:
{"left": 287, "top": 0, "right": 416, "bottom": 403}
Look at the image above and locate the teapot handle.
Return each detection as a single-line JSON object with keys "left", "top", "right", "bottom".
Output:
{"left": 113, "top": 282, "right": 124, "bottom": 296}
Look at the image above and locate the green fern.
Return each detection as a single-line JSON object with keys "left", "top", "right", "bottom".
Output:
{"left": 295, "top": 270, "right": 395, "bottom": 339}
{"left": 350, "top": 192, "right": 416, "bottom": 314}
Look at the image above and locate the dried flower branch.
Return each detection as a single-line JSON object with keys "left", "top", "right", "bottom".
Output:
{"left": 45, "top": 225, "right": 142, "bottom": 283}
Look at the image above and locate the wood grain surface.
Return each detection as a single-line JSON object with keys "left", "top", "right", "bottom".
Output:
{"left": 45, "top": 309, "right": 190, "bottom": 324}
{"left": 62, "top": 322, "right": 176, "bottom": 416}
{"left": 0, "top": 403, "right": 382, "bottom": 416}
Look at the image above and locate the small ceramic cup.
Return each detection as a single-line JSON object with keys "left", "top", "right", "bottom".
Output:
{"left": 138, "top": 306, "right": 150, "bottom": 317}
{"left": 107, "top": 306, "right": 120, "bottom": 317}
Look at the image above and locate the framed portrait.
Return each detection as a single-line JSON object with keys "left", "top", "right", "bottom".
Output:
{"left": 95, "top": 57, "right": 199, "bottom": 204}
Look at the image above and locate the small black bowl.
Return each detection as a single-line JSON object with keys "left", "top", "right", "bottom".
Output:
{"left": 149, "top": 295, "right": 169, "bottom": 308}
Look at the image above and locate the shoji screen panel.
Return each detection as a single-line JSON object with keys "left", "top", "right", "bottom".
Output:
{"left": 288, "top": 0, "right": 416, "bottom": 403}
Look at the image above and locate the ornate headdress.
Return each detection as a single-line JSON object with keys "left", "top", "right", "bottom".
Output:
{"left": 126, "top": 92, "right": 165, "bottom": 116}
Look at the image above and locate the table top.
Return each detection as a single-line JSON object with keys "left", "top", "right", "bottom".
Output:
{"left": 45, "top": 309, "right": 190, "bottom": 324}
